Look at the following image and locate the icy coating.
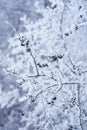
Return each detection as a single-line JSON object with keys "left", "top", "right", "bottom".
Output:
{"left": 0, "top": 0, "right": 87, "bottom": 130}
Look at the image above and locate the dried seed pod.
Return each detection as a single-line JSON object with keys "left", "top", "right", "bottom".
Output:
{"left": 57, "top": 54, "right": 63, "bottom": 59}
{"left": 26, "top": 40, "right": 30, "bottom": 46}
{"left": 21, "top": 43, "right": 25, "bottom": 46}
{"left": 52, "top": 96, "right": 57, "bottom": 100}
{"left": 65, "top": 33, "right": 69, "bottom": 36}
{"left": 26, "top": 48, "right": 31, "bottom": 52}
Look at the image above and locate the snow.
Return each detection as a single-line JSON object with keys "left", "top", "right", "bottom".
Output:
{"left": 0, "top": 0, "right": 87, "bottom": 130}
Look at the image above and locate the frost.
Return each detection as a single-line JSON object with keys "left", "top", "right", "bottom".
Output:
{"left": 1, "top": 0, "right": 87, "bottom": 130}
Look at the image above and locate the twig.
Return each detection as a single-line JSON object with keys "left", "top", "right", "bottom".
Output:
{"left": 35, "top": 83, "right": 58, "bottom": 100}
{"left": 77, "top": 84, "right": 84, "bottom": 130}
{"left": 64, "top": 61, "right": 77, "bottom": 75}
{"left": 78, "top": 21, "right": 87, "bottom": 28}
{"left": 41, "top": 93, "right": 57, "bottom": 130}
{"left": 4, "top": 68, "right": 25, "bottom": 80}
{"left": 29, "top": 50, "right": 39, "bottom": 76}
{"left": 79, "top": 70, "right": 87, "bottom": 75}
{"left": 5, "top": 20, "right": 21, "bottom": 37}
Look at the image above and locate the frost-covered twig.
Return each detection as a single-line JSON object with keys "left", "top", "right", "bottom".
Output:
{"left": 77, "top": 84, "right": 84, "bottom": 130}
{"left": 4, "top": 68, "right": 25, "bottom": 81}
{"left": 41, "top": 93, "right": 57, "bottom": 130}
{"left": 78, "top": 21, "right": 87, "bottom": 28}
{"left": 29, "top": 49, "right": 39, "bottom": 76}
{"left": 5, "top": 20, "right": 21, "bottom": 37}
{"left": 79, "top": 70, "right": 87, "bottom": 75}
{"left": 5, "top": 20, "right": 39, "bottom": 76}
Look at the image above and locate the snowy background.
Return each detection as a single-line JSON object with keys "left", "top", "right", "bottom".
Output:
{"left": 0, "top": 0, "right": 87, "bottom": 130}
{"left": 0, "top": 0, "right": 44, "bottom": 50}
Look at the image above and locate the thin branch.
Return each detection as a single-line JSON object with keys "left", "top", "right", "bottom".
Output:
{"left": 35, "top": 84, "right": 58, "bottom": 100}
{"left": 5, "top": 20, "right": 39, "bottom": 76}
{"left": 4, "top": 68, "right": 25, "bottom": 80}
{"left": 5, "top": 68, "right": 57, "bottom": 83}
{"left": 59, "top": 4, "right": 69, "bottom": 40}
{"left": 77, "top": 84, "right": 84, "bottom": 130}
{"left": 64, "top": 61, "right": 77, "bottom": 75}
{"left": 29, "top": 50, "right": 39, "bottom": 76}
{"left": 63, "top": 82, "right": 79, "bottom": 85}
{"left": 68, "top": 55, "right": 75, "bottom": 67}
{"left": 41, "top": 94, "right": 57, "bottom": 130}
{"left": 79, "top": 70, "right": 87, "bottom": 75}
{"left": 5, "top": 20, "right": 21, "bottom": 37}
{"left": 78, "top": 21, "right": 87, "bottom": 28}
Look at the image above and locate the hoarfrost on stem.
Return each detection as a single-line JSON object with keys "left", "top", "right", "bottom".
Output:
{"left": 1, "top": 0, "right": 87, "bottom": 130}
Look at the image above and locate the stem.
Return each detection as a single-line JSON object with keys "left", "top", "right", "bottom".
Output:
{"left": 30, "top": 50, "right": 39, "bottom": 76}
{"left": 41, "top": 94, "right": 57, "bottom": 130}
{"left": 5, "top": 20, "right": 21, "bottom": 37}
{"left": 77, "top": 84, "right": 84, "bottom": 130}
